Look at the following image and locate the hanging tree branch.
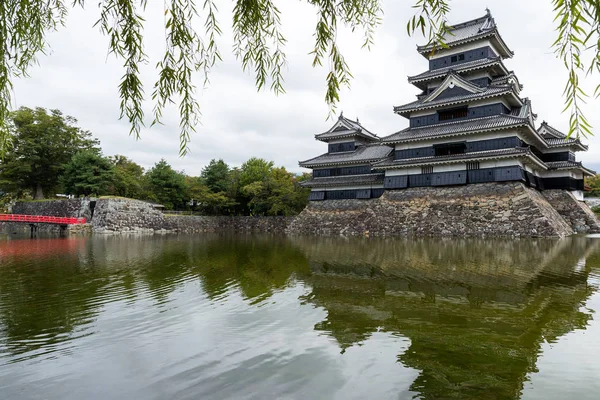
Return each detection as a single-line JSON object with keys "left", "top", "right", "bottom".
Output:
{"left": 2, "top": 0, "right": 599, "bottom": 156}
{"left": 552, "top": 0, "right": 594, "bottom": 138}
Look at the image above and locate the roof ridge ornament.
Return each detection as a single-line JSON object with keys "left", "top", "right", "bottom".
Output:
{"left": 480, "top": 8, "right": 495, "bottom": 32}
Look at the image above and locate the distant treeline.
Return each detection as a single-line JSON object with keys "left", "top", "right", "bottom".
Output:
{"left": 0, "top": 107, "right": 310, "bottom": 215}
{"left": 587, "top": 175, "right": 600, "bottom": 198}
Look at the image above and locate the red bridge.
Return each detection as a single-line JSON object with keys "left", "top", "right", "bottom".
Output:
{"left": 0, "top": 214, "right": 86, "bottom": 225}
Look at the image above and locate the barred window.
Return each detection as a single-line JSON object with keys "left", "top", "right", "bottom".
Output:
{"left": 421, "top": 166, "right": 433, "bottom": 174}
{"left": 438, "top": 107, "right": 468, "bottom": 121}
{"left": 467, "top": 161, "right": 480, "bottom": 170}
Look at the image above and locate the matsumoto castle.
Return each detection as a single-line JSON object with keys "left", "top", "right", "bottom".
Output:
{"left": 299, "top": 10, "right": 595, "bottom": 202}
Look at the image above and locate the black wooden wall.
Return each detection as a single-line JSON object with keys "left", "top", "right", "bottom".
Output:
{"left": 409, "top": 103, "right": 510, "bottom": 128}
{"left": 395, "top": 136, "right": 523, "bottom": 160}
{"left": 313, "top": 165, "right": 371, "bottom": 178}
{"left": 328, "top": 142, "right": 356, "bottom": 153}
{"left": 428, "top": 46, "right": 497, "bottom": 70}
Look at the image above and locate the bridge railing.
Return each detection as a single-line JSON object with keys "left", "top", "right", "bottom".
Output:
{"left": 0, "top": 214, "right": 87, "bottom": 225}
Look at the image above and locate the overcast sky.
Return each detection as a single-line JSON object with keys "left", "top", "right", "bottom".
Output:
{"left": 12, "top": 0, "right": 600, "bottom": 175}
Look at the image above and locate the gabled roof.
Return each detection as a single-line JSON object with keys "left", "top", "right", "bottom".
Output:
{"left": 538, "top": 121, "right": 566, "bottom": 139}
{"left": 407, "top": 57, "right": 508, "bottom": 89}
{"left": 417, "top": 10, "right": 514, "bottom": 59}
{"left": 300, "top": 173, "right": 384, "bottom": 188}
{"left": 491, "top": 71, "right": 523, "bottom": 91}
{"left": 393, "top": 83, "right": 518, "bottom": 116}
{"left": 538, "top": 121, "right": 588, "bottom": 150}
{"left": 315, "top": 113, "right": 379, "bottom": 142}
{"left": 299, "top": 144, "right": 393, "bottom": 168}
{"left": 546, "top": 161, "right": 596, "bottom": 176}
{"left": 421, "top": 72, "right": 485, "bottom": 103}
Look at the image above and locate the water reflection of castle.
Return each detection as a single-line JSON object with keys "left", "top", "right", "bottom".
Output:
{"left": 294, "top": 236, "right": 600, "bottom": 399}
{"left": 1, "top": 235, "right": 598, "bottom": 399}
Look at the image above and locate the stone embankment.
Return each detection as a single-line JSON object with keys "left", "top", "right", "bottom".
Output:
{"left": 286, "top": 182, "right": 594, "bottom": 238}
{"left": 12, "top": 199, "right": 92, "bottom": 220}
{"left": 91, "top": 198, "right": 293, "bottom": 234}
{"left": 4, "top": 183, "right": 600, "bottom": 237}
{"left": 543, "top": 191, "right": 600, "bottom": 234}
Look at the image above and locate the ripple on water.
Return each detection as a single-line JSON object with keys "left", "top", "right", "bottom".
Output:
{"left": 1, "top": 234, "right": 600, "bottom": 400}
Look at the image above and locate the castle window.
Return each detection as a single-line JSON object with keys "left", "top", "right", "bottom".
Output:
{"left": 434, "top": 142, "right": 467, "bottom": 157}
{"left": 467, "top": 161, "right": 480, "bottom": 170}
{"left": 421, "top": 166, "right": 433, "bottom": 174}
{"left": 438, "top": 107, "right": 468, "bottom": 121}
{"left": 451, "top": 55, "right": 457, "bottom": 63}
{"left": 458, "top": 54, "right": 465, "bottom": 61}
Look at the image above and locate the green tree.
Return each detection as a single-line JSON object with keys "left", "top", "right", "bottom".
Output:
{"left": 242, "top": 167, "right": 309, "bottom": 216}
{"left": 0, "top": 107, "right": 99, "bottom": 199}
{"left": 108, "top": 155, "right": 145, "bottom": 199}
{"left": 586, "top": 175, "right": 600, "bottom": 197}
{"left": 201, "top": 159, "right": 230, "bottom": 193}
{"left": 62, "top": 151, "right": 115, "bottom": 197}
{"left": 239, "top": 158, "right": 274, "bottom": 188}
{"left": 145, "top": 159, "right": 188, "bottom": 210}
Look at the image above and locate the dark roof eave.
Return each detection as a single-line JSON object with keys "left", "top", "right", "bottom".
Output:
{"left": 372, "top": 149, "right": 533, "bottom": 170}
{"left": 393, "top": 89, "right": 519, "bottom": 115}
{"left": 381, "top": 121, "right": 529, "bottom": 144}
{"left": 548, "top": 164, "right": 596, "bottom": 176}
{"left": 300, "top": 175, "right": 385, "bottom": 188}
{"left": 416, "top": 30, "right": 514, "bottom": 59}
{"left": 407, "top": 59, "right": 507, "bottom": 86}
{"left": 373, "top": 149, "right": 548, "bottom": 171}
{"left": 299, "top": 158, "right": 387, "bottom": 168}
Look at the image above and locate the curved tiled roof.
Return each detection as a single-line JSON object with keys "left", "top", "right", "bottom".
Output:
{"left": 373, "top": 147, "right": 531, "bottom": 169}
{"left": 300, "top": 173, "right": 384, "bottom": 188}
{"left": 546, "top": 161, "right": 596, "bottom": 175}
{"left": 315, "top": 115, "right": 378, "bottom": 142}
{"left": 417, "top": 11, "right": 514, "bottom": 58}
{"left": 537, "top": 122, "right": 588, "bottom": 150}
{"left": 393, "top": 85, "right": 515, "bottom": 115}
{"left": 299, "top": 145, "right": 393, "bottom": 168}
{"left": 381, "top": 113, "right": 529, "bottom": 144}
{"left": 538, "top": 121, "right": 566, "bottom": 139}
{"left": 408, "top": 57, "right": 504, "bottom": 84}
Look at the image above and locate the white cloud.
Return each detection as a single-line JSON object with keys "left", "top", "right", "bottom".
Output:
{"left": 12, "top": 0, "right": 600, "bottom": 175}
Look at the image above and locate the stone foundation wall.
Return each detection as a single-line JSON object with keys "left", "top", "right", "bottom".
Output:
{"left": 0, "top": 222, "right": 92, "bottom": 235}
{"left": 91, "top": 198, "right": 293, "bottom": 234}
{"left": 7, "top": 185, "right": 593, "bottom": 238}
{"left": 12, "top": 199, "right": 91, "bottom": 220}
{"left": 543, "top": 190, "right": 600, "bottom": 234}
{"left": 164, "top": 215, "right": 294, "bottom": 234}
{"left": 286, "top": 183, "right": 575, "bottom": 238}
{"left": 91, "top": 198, "right": 166, "bottom": 233}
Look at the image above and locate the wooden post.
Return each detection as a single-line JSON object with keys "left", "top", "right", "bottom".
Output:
{"left": 29, "top": 224, "right": 38, "bottom": 238}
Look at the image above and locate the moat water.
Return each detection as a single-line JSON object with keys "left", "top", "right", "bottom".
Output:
{"left": 1, "top": 234, "right": 599, "bottom": 400}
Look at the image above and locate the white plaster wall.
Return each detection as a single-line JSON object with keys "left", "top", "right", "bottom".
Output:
{"left": 394, "top": 129, "right": 521, "bottom": 150}
{"left": 571, "top": 191, "right": 585, "bottom": 201}
{"left": 428, "top": 40, "right": 499, "bottom": 59}
{"left": 408, "top": 98, "right": 513, "bottom": 118}
{"left": 480, "top": 159, "right": 524, "bottom": 169}
{"left": 543, "top": 170, "right": 581, "bottom": 178}
{"left": 383, "top": 160, "right": 524, "bottom": 176}
{"left": 386, "top": 167, "right": 422, "bottom": 176}
{"left": 321, "top": 185, "right": 383, "bottom": 191}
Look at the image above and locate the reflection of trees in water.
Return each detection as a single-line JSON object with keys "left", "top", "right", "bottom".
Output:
{"left": 293, "top": 236, "right": 600, "bottom": 400}
{"left": 1, "top": 233, "right": 598, "bottom": 399}
{"left": 0, "top": 234, "right": 310, "bottom": 360}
